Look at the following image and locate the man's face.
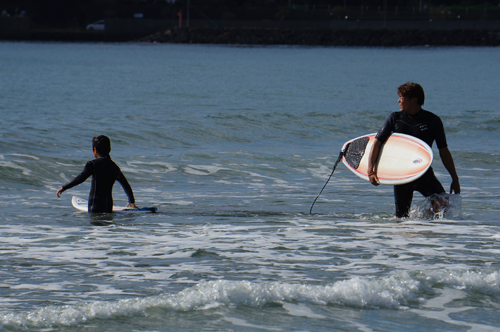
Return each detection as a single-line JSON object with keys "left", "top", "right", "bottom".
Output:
{"left": 398, "top": 94, "right": 419, "bottom": 113}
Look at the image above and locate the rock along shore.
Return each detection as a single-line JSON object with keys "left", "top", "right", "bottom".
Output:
{"left": 138, "top": 27, "right": 500, "bottom": 46}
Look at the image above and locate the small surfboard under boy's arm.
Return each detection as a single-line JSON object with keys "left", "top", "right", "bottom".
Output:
{"left": 71, "top": 196, "right": 157, "bottom": 213}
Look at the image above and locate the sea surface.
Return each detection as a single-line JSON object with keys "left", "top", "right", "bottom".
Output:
{"left": 0, "top": 41, "right": 499, "bottom": 331}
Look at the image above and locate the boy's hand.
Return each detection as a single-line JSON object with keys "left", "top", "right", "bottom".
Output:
{"left": 126, "top": 202, "right": 139, "bottom": 209}
{"left": 56, "top": 188, "right": 64, "bottom": 198}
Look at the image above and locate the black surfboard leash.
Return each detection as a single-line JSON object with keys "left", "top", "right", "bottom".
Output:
{"left": 309, "top": 149, "right": 345, "bottom": 215}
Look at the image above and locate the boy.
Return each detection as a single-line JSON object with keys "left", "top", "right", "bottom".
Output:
{"left": 57, "top": 135, "right": 138, "bottom": 213}
{"left": 367, "top": 82, "right": 460, "bottom": 218}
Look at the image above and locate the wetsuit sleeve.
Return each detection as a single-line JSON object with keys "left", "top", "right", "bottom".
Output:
{"left": 375, "top": 112, "right": 396, "bottom": 143}
{"left": 433, "top": 116, "right": 448, "bottom": 149}
{"left": 61, "top": 161, "right": 94, "bottom": 192}
{"left": 116, "top": 171, "right": 135, "bottom": 204}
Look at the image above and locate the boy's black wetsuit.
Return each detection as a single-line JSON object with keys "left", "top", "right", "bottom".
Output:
{"left": 375, "top": 109, "right": 447, "bottom": 218}
{"left": 61, "top": 156, "right": 135, "bottom": 213}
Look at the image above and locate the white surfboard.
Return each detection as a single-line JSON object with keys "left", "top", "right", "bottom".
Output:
{"left": 71, "top": 196, "right": 157, "bottom": 213}
{"left": 341, "top": 133, "right": 433, "bottom": 185}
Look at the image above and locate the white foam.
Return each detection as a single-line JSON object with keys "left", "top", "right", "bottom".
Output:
{"left": 11, "top": 154, "right": 40, "bottom": 160}
{"left": 222, "top": 315, "right": 281, "bottom": 331}
{"left": 410, "top": 288, "right": 499, "bottom": 331}
{"left": 5, "top": 264, "right": 486, "bottom": 330}
{"left": 184, "top": 165, "right": 225, "bottom": 176}
{"left": 122, "top": 161, "right": 177, "bottom": 174}
{"left": 0, "top": 161, "right": 31, "bottom": 176}
{"left": 282, "top": 303, "right": 326, "bottom": 319}
{"left": 161, "top": 200, "right": 193, "bottom": 205}
{"left": 0, "top": 276, "right": 424, "bottom": 329}
{"left": 409, "top": 193, "right": 462, "bottom": 220}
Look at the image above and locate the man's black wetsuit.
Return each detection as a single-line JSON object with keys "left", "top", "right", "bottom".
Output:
{"left": 61, "top": 156, "right": 135, "bottom": 213}
{"left": 375, "top": 109, "right": 447, "bottom": 217}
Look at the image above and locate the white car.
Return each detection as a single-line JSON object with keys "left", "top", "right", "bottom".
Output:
{"left": 86, "top": 20, "right": 105, "bottom": 31}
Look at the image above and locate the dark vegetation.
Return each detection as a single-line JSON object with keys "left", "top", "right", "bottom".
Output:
{"left": 2, "top": 0, "right": 499, "bottom": 29}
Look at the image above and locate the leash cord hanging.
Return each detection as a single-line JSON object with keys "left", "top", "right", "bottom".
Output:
{"left": 309, "top": 150, "right": 344, "bottom": 215}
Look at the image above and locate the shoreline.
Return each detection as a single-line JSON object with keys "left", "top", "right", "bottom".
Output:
{"left": 138, "top": 27, "right": 500, "bottom": 46}
{"left": 1, "top": 26, "right": 499, "bottom": 46}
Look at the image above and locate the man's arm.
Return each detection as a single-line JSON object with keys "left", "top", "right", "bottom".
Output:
{"left": 367, "top": 138, "right": 382, "bottom": 186}
{"left": 439, "top": 147, "right": 460, "bottom": 194}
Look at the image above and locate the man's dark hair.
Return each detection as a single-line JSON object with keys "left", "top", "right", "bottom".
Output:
{"left": 92, "top": 135, "right": 111, "bottom": 156}
{"left": 398, "top": 82, "right": 425, "bottom": 106}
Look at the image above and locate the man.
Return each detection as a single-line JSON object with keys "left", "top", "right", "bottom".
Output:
{"left": 367, "top": 82, "right": 460, "bottom": 218}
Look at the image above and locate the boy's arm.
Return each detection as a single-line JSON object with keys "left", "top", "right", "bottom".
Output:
{"left": 116, "top": 172, "right": 136, "bottom": 206}
{"left": 56, "top": 162, "right": 93, "bottom": 197}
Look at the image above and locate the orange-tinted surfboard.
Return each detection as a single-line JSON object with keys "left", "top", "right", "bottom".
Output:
{"left": 341, "top": 133, "right": 433, "bottom": 185}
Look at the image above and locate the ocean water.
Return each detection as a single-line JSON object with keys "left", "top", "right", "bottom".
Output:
{"left": 0, "top": 41, "right": 499, "bottom": 331}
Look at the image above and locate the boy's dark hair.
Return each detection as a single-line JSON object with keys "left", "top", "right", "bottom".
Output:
{"left": 92, "top": 135, "right": 111, "bottom": 156}
{"left": 397, "top": 82, "right": 425, "bottom": 106}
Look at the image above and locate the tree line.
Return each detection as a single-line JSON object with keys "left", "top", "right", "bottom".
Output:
{"left": 1, "top": 0, "right": 497, "bottom": 29}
